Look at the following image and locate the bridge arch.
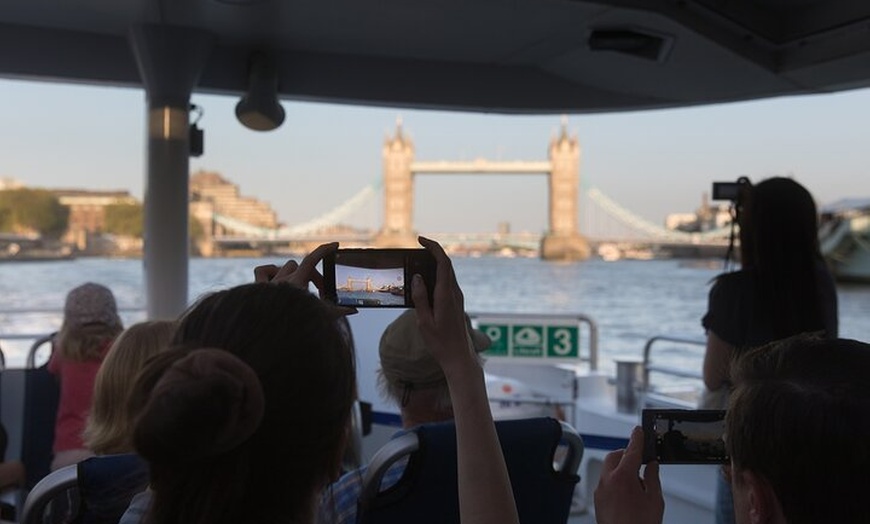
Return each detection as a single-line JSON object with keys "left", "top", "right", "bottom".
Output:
{"left": 374, "top": 119, "right": 590, "bottom": 260}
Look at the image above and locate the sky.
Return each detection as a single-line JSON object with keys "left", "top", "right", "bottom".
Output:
{"left": 2, "top": 78, "right": 869, "bottom": 235}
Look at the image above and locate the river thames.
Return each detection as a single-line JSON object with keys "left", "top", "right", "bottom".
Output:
{"left": 1, "top": 256, "right": 868, "bottom": 376}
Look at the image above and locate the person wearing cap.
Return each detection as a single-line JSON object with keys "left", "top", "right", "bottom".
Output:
{"left": 48, "top": 282, "right": 124, "bottom": 470}
{"left": 318, "top": 309, "right": 491, "bottom": 524}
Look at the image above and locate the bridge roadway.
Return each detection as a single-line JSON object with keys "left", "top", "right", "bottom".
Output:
{"left": 212, "top": 232, "right": 731, "bottom": 258}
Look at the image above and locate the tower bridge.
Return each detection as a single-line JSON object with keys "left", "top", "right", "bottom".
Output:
{"left": 341, "top": 277, "right": 375, "bottom": 292}
{"left": 377, "top": 119, "right": 588, "bottom": 260}
{"left": 206, "top": 120, "right": 732, "bottom": 258}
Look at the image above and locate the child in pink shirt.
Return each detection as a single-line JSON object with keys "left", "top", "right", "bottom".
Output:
{"left": 48, "top": 282, "right": 123, "bottom": 471}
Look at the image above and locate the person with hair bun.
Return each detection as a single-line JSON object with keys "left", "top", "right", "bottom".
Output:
{"left": 130, "top": 348, "right": 265, "bottom": 466}
{"left": 120, "top": 238, "right": 519, "bottom": 524}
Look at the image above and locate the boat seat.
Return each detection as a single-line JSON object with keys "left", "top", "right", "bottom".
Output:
{"left": 358, "top": 417, "right": 582, "bottom": 524}
{"left": 19, "top": 453, "right": 149, "bottom": 524}
{"left": 0, "top": 364, "right": 60, "bottom": 490}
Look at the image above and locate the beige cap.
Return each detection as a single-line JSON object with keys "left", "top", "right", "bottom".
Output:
{"left": 378, "top": 310, "right": 490, "bottom": 388}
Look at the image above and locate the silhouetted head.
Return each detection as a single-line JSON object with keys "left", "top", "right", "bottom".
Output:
{"left": 734, "top": 177, "right": 830, "bottom": 339}
{"left": 727, "top": 335, "right": 870, "bottom": 524}
{"left": 739, "top": 177, "right": 820, "bottom": 270}
{"left": 377, "top": 309, "right": 488, "bottom": 420}
{"left": 131, "top": 283, "right": 355, "bottom": 524}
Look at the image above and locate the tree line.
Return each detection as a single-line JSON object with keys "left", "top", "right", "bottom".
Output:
{"left": 0, "top": 188, "right": 202, "bottom": 240}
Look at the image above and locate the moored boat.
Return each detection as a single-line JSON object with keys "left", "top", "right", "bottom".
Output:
{"left": 0, "top": 235, "right": 75, "bottom": 263}
{"left": 819, "top": 198, "right": 870, "bottom": 283}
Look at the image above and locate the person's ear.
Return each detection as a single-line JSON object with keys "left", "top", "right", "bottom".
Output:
{"left": 742, "top": 470, "right": 781, "bottom": 524}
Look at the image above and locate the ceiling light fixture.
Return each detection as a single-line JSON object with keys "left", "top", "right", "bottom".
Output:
{"left": 235, "top": 53, "right": 285, "bottom": 131}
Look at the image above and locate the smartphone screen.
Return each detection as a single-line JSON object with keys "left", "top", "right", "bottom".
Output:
{"left": 642, "top": 409, "right": 729, "bottom": 464}
{"left": 323, "top": 248, "right": 436, "bottom": 308}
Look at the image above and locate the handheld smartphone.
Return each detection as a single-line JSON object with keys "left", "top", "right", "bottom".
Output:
{"left": 323, "top": 248, "right": 436, "bottom": 308}
{"left": 642, "top": 409, "right": 729, "bottom": 464}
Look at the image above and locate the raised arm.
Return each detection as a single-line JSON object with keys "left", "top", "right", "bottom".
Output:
{"left": 412, "top": 236, "right": 519, "bottom": 524}
{"left": 594, "top": 426, "right": 664, "bottom": 524}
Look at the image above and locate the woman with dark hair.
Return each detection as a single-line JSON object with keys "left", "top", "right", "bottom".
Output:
{"left": 120, "top": 238, "right": 519, "bottom": 524}
{"left": 701, "top": 177, "right": 838, "bottom": 524}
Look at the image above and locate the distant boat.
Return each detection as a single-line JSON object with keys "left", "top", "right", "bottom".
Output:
{"left": 597, "top": 243, "right": 621, "bottom": 262}
{"left": 0, "top": 234, "right": 75, "bottom": 262}
{"left": 819, "top": 198, "right": 870, "bottom": 284}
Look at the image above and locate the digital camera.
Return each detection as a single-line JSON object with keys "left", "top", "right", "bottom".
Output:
{"left": 711, "top": 176, "right": 751, "bottom": 203}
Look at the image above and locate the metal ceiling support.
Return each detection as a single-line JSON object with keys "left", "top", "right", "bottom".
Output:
{"left": 129, "top": 25, "right": 214, "bottom": 320}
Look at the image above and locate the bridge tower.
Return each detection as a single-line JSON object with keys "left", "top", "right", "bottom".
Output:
{"left": 375, "top": 118, "right": 417, "bottom": 247}
{"left": 541, "top": 120, "right": 590, "bottom": 260}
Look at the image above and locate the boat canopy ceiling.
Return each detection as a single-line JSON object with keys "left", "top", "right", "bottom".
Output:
{"left": 2, "top": 0, "right": 870, "bottom": 113}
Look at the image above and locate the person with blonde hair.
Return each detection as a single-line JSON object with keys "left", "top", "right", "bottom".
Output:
{"left": 84, "top": 320, "right": 176, "bottom": 455}
{"left": 48, "top": 282, "right": 124, "bottom": 470}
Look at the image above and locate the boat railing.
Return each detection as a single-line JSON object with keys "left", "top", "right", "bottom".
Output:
{"left": 641, "top": 334, "right": 706, "bottom": 408}
{"left": 467, "top": 312, "right": 598, "bottom": 426}
{"left": 487, "top": 395, "right": 578, "bottom": 426}
{"left": 0, "top": 333, "right": 55, "bottom": 370}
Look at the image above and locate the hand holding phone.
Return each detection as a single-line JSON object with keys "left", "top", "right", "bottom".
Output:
{"left": 323, "top": 248, "right": 436, "bottom": 308}
{"left": 642, "top": 409, "right": 729, "bottom": 464}
{"left": 254, "top": 242, "right": 358, "bottom": 317}
{"left": 594, "top": 427, "right": 664, "bottom": 524}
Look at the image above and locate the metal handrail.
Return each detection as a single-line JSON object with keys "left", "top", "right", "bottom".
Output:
{"left": 469, "top": 312, "right": 599, "bottom": 371}
{"left": 0, "top": 306, "right": 145, "bottom": 369}
{"left": 641, "top": 335, "right": 705, "bottom": 391}
{"left": 26, "top": 334, "right": 56, "bottom": 369}
{"left": 0, "top": 307, "right": 144, "bottom": 315}
{"left": 0, "top": 333, "right": 56, "bottom": 369}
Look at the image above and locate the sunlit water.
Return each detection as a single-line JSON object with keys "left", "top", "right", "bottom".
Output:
{"left": 1, "top": 257, "right": 868, "bottom": 383}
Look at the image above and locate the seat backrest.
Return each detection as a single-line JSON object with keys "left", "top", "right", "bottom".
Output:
{"left": 359, "top": 417, "right": 582, "bottom": 524}
{"left": 0, "top": 365, "right": 60, "bottom": 490}
{"left": 19, "top": 454, "right": 149, "bottom": 524}
{"left": 74, "top": 453, "right": 149, "bottom": 524}
{"left": 19, "top": 464, "right": 78, "bottom": 524}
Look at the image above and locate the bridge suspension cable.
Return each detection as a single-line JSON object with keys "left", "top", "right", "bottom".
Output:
{"left": 585, "top": 187, "right": 731, "bottom": 241}
{"left": 213, "top": 179, "right": 381, "bottom": 238}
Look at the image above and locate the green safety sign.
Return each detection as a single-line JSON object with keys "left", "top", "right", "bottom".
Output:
{"left": 479, "top": 324, "right": 509, "bottom": 356}
{"left": 478, "top": 322, "right": 580, "bottom": 359}
{"left": 511, "top": 325, "right": 544, "bottom": 357}
{"left": 546, "top": 326, "right": 579, "bottom": 357}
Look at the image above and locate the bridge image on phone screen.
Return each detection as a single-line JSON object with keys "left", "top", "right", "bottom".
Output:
{"left": 334, "top": 257, "right": 406, "bottom": 307}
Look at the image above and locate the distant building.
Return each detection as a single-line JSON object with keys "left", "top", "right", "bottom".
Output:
{"left": 666, "top": 193, "right": 733, "bottom": 233}
{"left": 665, "top": 213, "right": 699, "bottom": 232}
{"left": 0, "top": 177, "right": 23, "bottom": 190}
{"left": 53, "top": 189, "right": 137, "bottom": 251}
{"left": 189, "top": 170, "right": 281, "bottom": 256}
{"left": 6, "top": 171, "right": 279, "bottom": 257}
